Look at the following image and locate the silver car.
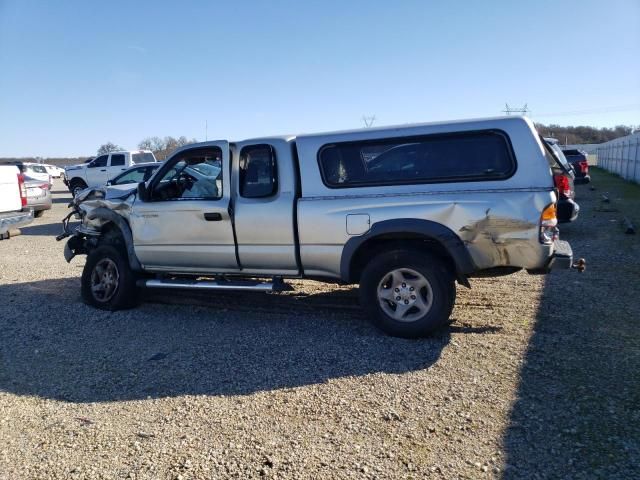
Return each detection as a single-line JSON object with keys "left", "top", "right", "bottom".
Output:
{"left": 24, "top": 178, "right": 52, "bottom": 218}
{"left": 60, "top": 116, "right": 582, "bottom": 338}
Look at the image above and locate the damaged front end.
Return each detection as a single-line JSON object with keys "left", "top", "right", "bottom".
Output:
{"left": 57, "top": 186, "right": 136, "bottom": 262}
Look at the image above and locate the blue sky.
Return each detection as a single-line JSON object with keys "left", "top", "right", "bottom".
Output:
{"left": 1, "top": 0, "right": 638, "bottom": 157}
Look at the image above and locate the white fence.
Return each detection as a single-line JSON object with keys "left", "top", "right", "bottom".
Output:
{"left": 595, "top": 133, "right": 640, "bottom": 183}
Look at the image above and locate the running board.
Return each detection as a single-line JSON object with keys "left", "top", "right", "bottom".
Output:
{"left": 142, "top": 278, "right": 292, "bottom": 292}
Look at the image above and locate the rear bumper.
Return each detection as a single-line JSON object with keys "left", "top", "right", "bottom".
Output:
{"left": 548, "top": 239, "right": 573, "bottom": 270}
{"left": 558, "top": 198, "right": 580, "bottom": 223}
{"left": 25, "top": 196, "right": 52, "bottom": 212}
{"left": 0, "top": 209, "right": 34, "bottom": 236}
{"left": 574, "top": 174, "right": 591, "bottom": 185}
{"left": 526, "top": 239, "right": 575, "bottom": 274}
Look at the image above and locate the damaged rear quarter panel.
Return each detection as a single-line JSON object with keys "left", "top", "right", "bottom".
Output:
{"left": 298, "top": 188, "right": 556, "bottom": 277}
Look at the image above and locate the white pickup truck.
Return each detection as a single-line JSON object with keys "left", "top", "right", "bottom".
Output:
{"left": 64, "top": 150, "right": 157, "bottom": 196}
{"left": 0, "top": 165, "right": 33, "bottom": 239}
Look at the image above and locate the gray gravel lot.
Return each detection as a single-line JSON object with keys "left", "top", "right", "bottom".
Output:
{"left": 1, "top": 174, "right": 638, "bottom": 479}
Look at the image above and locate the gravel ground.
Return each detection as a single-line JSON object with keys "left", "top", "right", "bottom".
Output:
{"left": 0, "top": 172, "right": 638, "bottom": 479}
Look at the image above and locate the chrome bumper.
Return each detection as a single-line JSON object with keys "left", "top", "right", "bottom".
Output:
{"left": 0, "top": 209, "right": 33, "bottom": 236}
{"left": 548, "top": 240, "right": 573, "bottom": 270}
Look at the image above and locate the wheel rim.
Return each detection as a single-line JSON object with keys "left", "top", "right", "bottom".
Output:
{"left": 377, "top": 268, "right": 434, "bottom": 322}
{"left": 90, "top": 258, "right": 120, "bottom": 303}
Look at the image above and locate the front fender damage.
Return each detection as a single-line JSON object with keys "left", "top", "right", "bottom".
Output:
{"left": 58, "top": 186, "right": 140, "bottom": 269}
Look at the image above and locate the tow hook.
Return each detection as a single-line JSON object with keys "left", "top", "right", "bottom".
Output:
{"left": 572, "top": 258, "right": 586, "bottom": 273}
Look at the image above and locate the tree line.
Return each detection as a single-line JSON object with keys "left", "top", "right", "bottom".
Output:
{"left": 535, "top": 123, "right": 637, "bottom": 145}
{"left": 97, "top": 135, "right": 198, "bottom": 160}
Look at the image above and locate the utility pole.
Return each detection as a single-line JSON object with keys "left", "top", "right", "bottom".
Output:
{"left": 205, "top": 120, "right": 208, "bottom": 141}
{"left": 362, "top": 115, "right": 376, "bottom": 128}
{"left": 502, "top": 103, "right": 530, "bottom": 116}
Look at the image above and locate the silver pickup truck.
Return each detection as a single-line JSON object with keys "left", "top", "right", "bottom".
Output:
{"left": 59, "top": 116, "right": 582, "bottom": 337}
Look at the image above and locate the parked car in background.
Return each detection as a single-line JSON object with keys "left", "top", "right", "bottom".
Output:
{"left": 61, "top": 116, "right": 582, "bottom": 338}
{"left": 24, "top": 178, "right": 52, "bottom": 218}
{"left": 2, "top": 162, "right": 53, "bottom": 188}
{"left": 562, "top": 149, "right": 591, "bottom": 184}
{"left": 0, "top": 165, "right": 32, "bottom": 239}
{"left": 544, "top": 138, "right": 579, "bottom": 223}
{"left": 43, "top": 164, "right": 64, "bottom": 178}
{"left": 105, "top": 163, "right": 161, "bottom": 191}
{"left": 64, "top": 150, "right": 158, "bottom": 197}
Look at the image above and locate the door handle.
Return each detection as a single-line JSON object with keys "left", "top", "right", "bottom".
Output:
{"left": 100, "top": 169, "right": 106, "bottom": 172}
{"left": 204, "top": 212, "right": 222, "bottom": 221}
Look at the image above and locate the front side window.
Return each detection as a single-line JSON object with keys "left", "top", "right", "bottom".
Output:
{"left": 152, "top": 148, "right": 222, "bottom": 201}
{"left": 90, "top": 155, "right": 108, "bottom": 168}
{"left": 239, "top": 145, "right": 277, "bottom": 198}
{"left": 110, "top": 154, "right": 125, "bottom": 166}
{"left": 319, "top": 131, "right": 515, "bottom": 188}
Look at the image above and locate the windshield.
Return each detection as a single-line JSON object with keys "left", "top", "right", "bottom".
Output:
{"left": 29, "top": 165, "right": 48, "bottom": 174}
{"left": 132, "top": 152, "right": 156, "bottom": 164}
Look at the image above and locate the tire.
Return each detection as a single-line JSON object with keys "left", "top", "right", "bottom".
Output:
{"left": 34, "top": 210, "right": 44, "bottom": 218}
{"left": 70, "top": 179, "right": 87, "bottom": 197}
{"left": 359, "top": 250, "right": 456, "bottom": 338}
{"left": 81, "top": 245, "right": 138, "bottom": 310}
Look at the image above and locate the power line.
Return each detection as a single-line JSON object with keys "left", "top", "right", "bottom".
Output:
{"left": 502, "top": 103, "right": 530, "bottom": 116}
{"left": 362, "top": 115, "right": 376, "bottom": 128}
{"left": 533, "top": 103, "right": 640, "bottom": 118}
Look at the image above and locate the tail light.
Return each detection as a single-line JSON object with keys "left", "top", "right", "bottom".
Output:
{"left": 17, "top": 173, "right": 27, "bottom": 207}
{"left": 554, "top": 174, "right": 572, "bottom": 198}
{"left": 578, "top": 160, "right": 589, "bottom": 174}
{"left": 539, "top": 203, "right": 559, "bottom": 244}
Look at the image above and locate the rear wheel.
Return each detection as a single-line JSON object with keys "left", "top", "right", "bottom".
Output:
{"left": 34, "top": 210, "right": 45, "bottom": 218}
{"left": 359, "top": 250, "right": 456, "bottom": 338}
{"left": 81, "top": 245, "right": 138, "bottom": 310}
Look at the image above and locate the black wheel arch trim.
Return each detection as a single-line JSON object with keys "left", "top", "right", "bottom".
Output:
{"left": 340, "top": 218, "right": 475, "bottom": 284}
{"left": 85, "top": 207, "right": 143, "bottom": 272}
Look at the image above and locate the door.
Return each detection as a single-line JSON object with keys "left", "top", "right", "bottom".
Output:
{"left": 107, "top": 153, "right": 128, "bottom": 182}
{"left": 232, "top": 141, "right": 299, "bottom": 274}
{"left": 129, "top": 142, "right": 239, "bottom": 273}
{"left": 85, "top": 154, "right": 109, "bottom": 186}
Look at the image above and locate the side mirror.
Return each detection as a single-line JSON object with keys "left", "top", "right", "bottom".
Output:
{"left": 137, "top": 181, "right": 148, "bottom": 201}
{"left": 106, "top": 180, "right": 112, "bottom": 186}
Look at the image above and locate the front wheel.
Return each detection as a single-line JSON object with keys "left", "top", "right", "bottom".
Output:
{"left": 359, "top": 250, "right": 456, "bottom": 338}
{"left": 70, "top": 179, "right": 88, "bottom": 198}
{"left": 81, "top": 245, "right": 138, "bottom": 310}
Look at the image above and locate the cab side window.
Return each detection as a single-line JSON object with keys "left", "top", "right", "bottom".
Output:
{"left": 90, "top": 155, "right": 108, "bottom": 168}
{"left": 110, "top": 154, "right": 125, "bottom": 166}
{"left": 239, "top": 145, "right": 278, "bottom": 198}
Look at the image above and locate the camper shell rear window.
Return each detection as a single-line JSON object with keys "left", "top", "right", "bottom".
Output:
{"left": 318, "top": 130, "right": 516, "bottom": 188}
